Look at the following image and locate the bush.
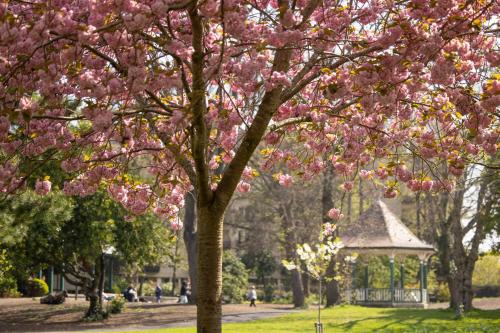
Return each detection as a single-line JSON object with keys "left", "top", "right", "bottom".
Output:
{"left": 112, "top": 277, "right": 130, "bottom": 293}
{"left": 25, "top": 278, "right": 49, "bottom": 297}
{"left": 161, "top": 282, "right": 173, "bottom": 295}
{"left": 263, "top": 284, "right": 275, "bottom": 302}
{"left": 0, "top": 250, "right": 19, "bottom": 297}
{"left": 473, "top": 254, "right": 500, "bottom": 287}
{"left": 222, "top": 251, "right": 249, "bottom": 303}
{"left": 141, "top": 282, "right": 155, "bottom": 296}
{"left": 272, "top": 290, "right": 293, "bottom": 304}
{"left": 473, "top": 285, "right": 500, "bottom": 298}
{"left": 0, "top": 276, "right": 20, "bottom": 297}
{"left": 108, "top": 295, "right": 126, "bottom": 314}
{"left": 434, "top": 283, "right": 450, "bottom": 302}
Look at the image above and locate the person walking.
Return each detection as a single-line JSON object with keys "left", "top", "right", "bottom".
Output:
{"left": 179, "top": 281, "right": 188, "bottom": 304}
{"left": 155, "top": 284, "right": 163, "bottom": 303}
{"left": 247, "top": 286, "right": 257, "bottom": 307}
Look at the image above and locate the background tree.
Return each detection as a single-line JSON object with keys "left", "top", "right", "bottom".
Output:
{"left": 221, "top": 251, "right": 249, "bottom": 304}
{"left": 1, "top": 188, "right": 174, "bottom": 319}
{"left": 431, "top": 160, "right": 499, "bottom": 313}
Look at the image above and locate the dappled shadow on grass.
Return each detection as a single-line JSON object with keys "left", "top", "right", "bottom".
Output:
{"left": 326, "top": 307, "right": 500, "bottom": 333}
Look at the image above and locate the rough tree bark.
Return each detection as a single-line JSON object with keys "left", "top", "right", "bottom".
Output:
{"left": 86, "top": 258, "right": 104, "bottom": 319}
{"left": 61, "top": 256, "right": 105, "bottom": 320}
{"left": 196, "top": 205, "right": 224, "bottom": 332}
{"left": 359, "top": 179, "right": 364, "bottom": 216}
{"left": 98, "top": 253, "right": 105, "bottom": 308}
{"left": 278, "top": 194, "right": 305, "bottom": 308}
{"left": 323, "top": 163, "right": 341, "bottom": 307}
{"left": 302, "top": 273, "right": 310, "bottom": 298}
{"left": 183, "top": 191, "right": 198, "bottom": 303}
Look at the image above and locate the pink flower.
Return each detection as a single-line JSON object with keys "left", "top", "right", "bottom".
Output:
{"left": 421, "top": 180, "right": 434, "bottom": 192}
{"left": 237, "top": 181, "right": 251, "bottom": 193}
{"left": 171, "top": 218, "right": 183, "bottom": 231}
{"left": 35, "top": 179, "right": 52, "bottom": 195}
{"left": 408, "top": 179, "right": 421, "bottom": 192}
{"left": 340, "top": 181, "right": 354, "bottom": 192}
{"left": 359, "top": 170, "right": 373, "bottom": 180}
{"left": 395, "top": 165, "right": 412, "bottom": 182}
{"left": 278, "top": 174, "right": 293, "bottom": 187}
{"left": 328, "top": 208, "right": 343, "bottom": 220}
{"left": 323, "top": 222, "right": 337, "bottom": 236}
{"left": 383, "top": 187, "right": 397, "bottom": 198}
{"left": 376, "top": 168, "right": 389, "bottom": 180}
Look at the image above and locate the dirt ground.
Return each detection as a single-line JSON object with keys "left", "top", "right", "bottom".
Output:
{"left": 0, "top": 297, "right": 295, "bottom": 332}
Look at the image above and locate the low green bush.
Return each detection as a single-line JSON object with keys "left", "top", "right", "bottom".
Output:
{"left": 222, "top": 251, "right": 249, "bottom": 303}
{"left": 434, "top": 283, "right": 450, "bottom": 302}
{"left": 141, "top": 282, "right": 155, "bottom": 296}
{"left": 162, "top": 282, "right": 173, "bottom": 295}
{"left": 25, "top": 278, "right": 49, "bottom": 297}
{"left": 109, "top": 295, "right": 126, "bottom": 314}
{"left": 263, "top": 284, "right": 275, "bottom": 302}
{"left": 0, "top": 276, "right": 20, "bottom": 297}
{"left": 0, "top": 250, "right": 19, "bottom": 297}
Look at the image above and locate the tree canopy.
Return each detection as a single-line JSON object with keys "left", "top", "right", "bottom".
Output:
{"left": 0, "top": 1, "right": 498, "bottom": 331}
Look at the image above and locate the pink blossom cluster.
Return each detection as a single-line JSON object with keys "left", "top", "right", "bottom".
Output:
{"left": 0, "top": 0, "right": 497, "bottom": 214}
{"left": 328, "top": 208, "right": 343, "bottom": 221}
{"left": 35, "top": 179, "right": 52, "bottom": 196}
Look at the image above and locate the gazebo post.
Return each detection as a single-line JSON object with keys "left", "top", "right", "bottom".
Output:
{"left": 389, "top": 255, "right": 395, "bottom": 303}
{"left": 60, "top": 272, "right": 65, "bottom": 291}
{"left": 400, "top": 264, "right": 405, "bottom": 289}
{"left": 108, "top": 257, "right": 113, "bottom": 292}
{"left": 350, "top": 258, "right": 357, "bottom": 304}
{"left": 47, "top": 267, "right": 54, "bottom": 293}
{"left": 423, "top": 261, "right": 428, "bottom": 290}
{"left": 419, "top": 260, "right": 424, "bottom": 303}
{"left": 364, "top": 266, "right": 369, "bottom": 302}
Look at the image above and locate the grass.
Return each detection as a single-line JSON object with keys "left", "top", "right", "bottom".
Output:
{"left": 109, "top": 305, "right": 500, "bottom": 333}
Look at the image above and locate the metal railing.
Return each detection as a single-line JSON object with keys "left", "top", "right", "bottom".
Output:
{"left": 348, "top": 288, "right": 427, "bottom": 303}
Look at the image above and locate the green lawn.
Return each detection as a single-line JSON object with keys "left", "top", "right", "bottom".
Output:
{"left": 111, "top": 305, "right": 500, "bottom": 333}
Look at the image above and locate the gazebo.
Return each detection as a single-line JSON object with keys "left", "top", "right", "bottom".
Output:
{"left": 340, "top": 200, "right": 435, "bottom": 308}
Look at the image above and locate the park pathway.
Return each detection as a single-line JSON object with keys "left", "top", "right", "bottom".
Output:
{"left": 53, "top": 307, "right": 301, "bottom": 332}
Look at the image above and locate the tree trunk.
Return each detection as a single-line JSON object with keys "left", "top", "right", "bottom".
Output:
{"left": 416, "top": 192, "right": 422, "bottom": 239}
{"left": 279, "top": 194, "right": 305, "bottom": 308}
{"left": 325, "top": 266, "right": 341, "bottom": 307}
{"left": 183, "top": 191, "right": 198, "bottom": 303}
{"left": 322, "top": 163, "right": 341, "bottom": 307}
{"left": 359, "top": 179, "right": 364, "bottom": 216}
{"left": 86, "top": 291, "right": 102, "bottom": 318}
{"left": 85, "top": 262, "right": 103, "bottom": 319}
{"left": 196, "top": 205, "right": 224, "bottom": 333}
{"left": 171, "top": 232, "right": 179, "bottom": 297}
{"left": 98, "top": 253, "right": 105, "bottom": 308}
{"left": 463, "top": 270, "right": 474, "bottom": 311}
{"left": 302, "top": 273, "right": 310, "bottom": 298}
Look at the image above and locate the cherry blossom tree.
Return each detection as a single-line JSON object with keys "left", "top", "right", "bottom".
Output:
{"left": 0, "top": 1, "right": 498, "bottom": 331}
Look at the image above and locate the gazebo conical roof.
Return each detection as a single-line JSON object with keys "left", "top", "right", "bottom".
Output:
{"left": 340, "top": 200, "right": 435, "bottom": 258}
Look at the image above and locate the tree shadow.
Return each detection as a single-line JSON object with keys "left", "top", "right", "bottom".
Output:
{"left": 327, "top": 307, "right": 500, "bottom": 332}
